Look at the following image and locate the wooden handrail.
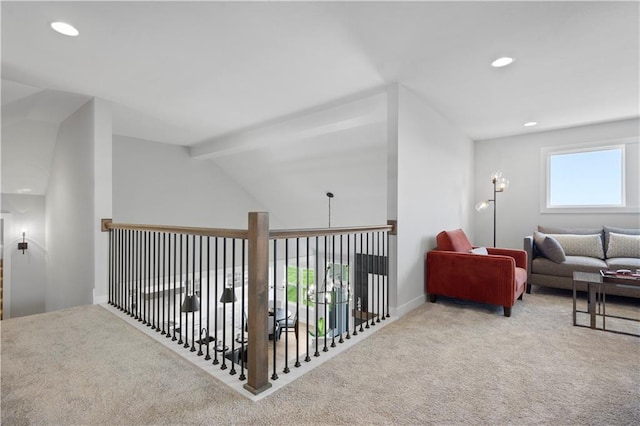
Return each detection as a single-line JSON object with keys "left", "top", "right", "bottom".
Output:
{"left": 102, "top": 220, "right": 396, "bottom": 240}
{"left": 102, "top": 220, "right": 248, "bottom": 239}
{"left": 269, "top": 224, "right": 394, "bottom": 239}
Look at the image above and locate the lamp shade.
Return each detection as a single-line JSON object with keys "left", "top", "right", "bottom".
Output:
{"left": 219, "top": 287, "right": 237, "bottom": 303}
{"left": 181, "top": 294, "right": 200, "bottom": 312}
{"left": 475, "top": 200, "right": 490, "bottom": 211}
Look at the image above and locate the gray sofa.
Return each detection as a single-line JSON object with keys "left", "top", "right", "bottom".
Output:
{"left": 524, "top": 225, "right": 640, "bottom": 298}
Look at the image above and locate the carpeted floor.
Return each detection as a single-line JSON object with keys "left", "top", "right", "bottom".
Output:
{"left": 1, "top": 287, "right": 639, "bottom": 425}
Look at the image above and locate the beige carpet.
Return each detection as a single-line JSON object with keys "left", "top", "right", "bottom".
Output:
{"left": 2, "top": 287, "right": 639, "bottom": 425}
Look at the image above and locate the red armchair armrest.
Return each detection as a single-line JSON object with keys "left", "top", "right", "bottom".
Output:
{"left": 486, "top": 248, "right": 527, "bottom": 270}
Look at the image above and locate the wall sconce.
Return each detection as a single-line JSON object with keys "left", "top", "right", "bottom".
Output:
{"left": 475, "top": 172, "right": 510, "bottom": 247}
{"left": 18, "top": 231, "right": 28, "bottom": 254}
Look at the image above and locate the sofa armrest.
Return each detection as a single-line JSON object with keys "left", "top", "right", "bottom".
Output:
{"left": 523, "top": 236, "right": 534, "bottom": 283}
{"left": 487, "top": 247, "right": 527, "bottom": 270}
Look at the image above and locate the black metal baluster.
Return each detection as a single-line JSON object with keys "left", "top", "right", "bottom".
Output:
{"left": 178, "top": 234, "right": 184, "bottom": 345}
{"left": 118, "top": 229, "right": 124, "bottom": 311}
{"left": 184, "top": 235, "right": 190, "bottom": 349}
{"left": 294, "top": 237, "right": 301, "bottom": 368}
{"left": 161, "top": 233, "right": 167, "bottom": 335}
{"left": 221, "top": 238, "right": 228, "bottom": 369}
{"left": 139, "top": 230, "right": 143, "bottom": 322}
{"left": 149, "top": 232, "right": 153, "bottom": 326}
{"left": 157, "top": 232, "right": 162, "bottom": 333}
{"left": 134, "top": 230, "right": 138, "bottom": 320}
{"left": 314, "top": 236, "right": 320, "bottom": 357}
{"left": 346, "top": 234, "right": 351, "bottom": 339}
{"left": 376, "top": 231, "right": 381, "bottom": 324}
{"left": 386, "top": 231, "right": 390, "bottom": 318}
{"left": 190, "top": 235, "right": 196, "bottom": 352}
{"left": 166, "top": 233, "right": 173, "bottom": 338}
{"left": 331, "top": 234, "right": 336, "bottom": 348}
{"left": 229, "top": 239, "right": 237, "bottom": 374}
{"left": 121, "top": 229, "right": 125, "bottom": 311}
{"left": 108, "top": 229, "right": 113, "bottom": 305}
{"left": 369, "top": 231, "right": 375, "bottom": 328}
{"left": 150, "top": 232, "right": 156, "bottom": 329}
{"left": 124, "top": 229, "right": 128, "bottom": 312}
{"left": 213, "top": 237, "right": 219, "bottom": 365}
{"left": 113, "top": 229, "right": 116, "bottom": 307}
{"left": 353, "top": 233, "right": 359, "bottom": 336}
{"left": 271, "top": 239, "right": 278, "bottom": 380}
{"left": 204, "top": 236, "right": 211, "bottom": 360}
{"left": 129, "top": 230, "right": 134, "bottom": 317}
{"left": 198, "top": 236, "right": 204, "bottom": 356}
{"left": 146, "top": 232, "right": 152, "bottom": 327}
{"left": 155, "top": 232, "right": 162, "bottom": 333}
{"left": 365, "top": 233, "right": 370, "bottom": 330}
{"left": 323, "top": 236, "right": 328, "bottom": 352}
{"left": 283, "top": 239, "right": 289, "bottom": 373}
{"left": 172, "top": 234, "right": 177, "bottom": 338}
{"left": 305, "top": 237, "right": 311, "bottom": 362}
{"left": 339, "top": 234, "right": 344, "bottom": 344}
{"left": 238, "top": 240, "right": 246, "bottom": 380}
{"left": 142, "top": 231, "right": 147, "bottom": 325}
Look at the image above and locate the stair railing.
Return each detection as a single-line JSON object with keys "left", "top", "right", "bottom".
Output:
{"left": 102, "top": 213, "right": 394, "bottom": 395}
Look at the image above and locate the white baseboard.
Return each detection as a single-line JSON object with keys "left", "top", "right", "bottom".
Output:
{"left": 390, "top": 294, "right": 426, "bottom": 318}
{"left": 93, "top": 293, "right": 108, "bottom": 304}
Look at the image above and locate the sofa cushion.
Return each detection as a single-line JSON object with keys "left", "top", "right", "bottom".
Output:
{"left": 548, "top": 234, "right": 605, "bottom": 259}
{"left": 533, "top": 231, "right": 566, "bottom": 263}
{"left": 532, "top": 255, "right": 607, "bottom": 277}
{"left": 606, "top": 257, "right": 640, "bottom": 271}
{"left": 436, "top": 229, "right": 473, "bottom": 253}
{"left": 606, "top": 232, "right": 640, "bottom": 259}
{"left": 538, "top": 225, "right": 603, "bottom": 236}
{"left": 604, "top": 226, "right": 640, "bottom": 254}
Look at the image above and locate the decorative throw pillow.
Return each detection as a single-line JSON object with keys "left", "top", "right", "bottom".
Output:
{"left": 604, "top": 226, "right": 640, "bottom": 254}
{"left": 533, "top": 231, "right": 566, "bottom": 263}
{"left": 606, "top": 232, "right": 640, "bottom": 258}
{"left": 469, "top": 247, "right": 488, "bottom": 255}
{"left": 548, "top": 234, "right": 605, "bottom": 259}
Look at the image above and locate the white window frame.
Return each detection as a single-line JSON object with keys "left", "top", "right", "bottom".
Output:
{"left": 540, "top": 139, "right": 636, "bottom": 213}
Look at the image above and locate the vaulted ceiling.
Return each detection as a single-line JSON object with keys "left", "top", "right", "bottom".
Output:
{"left": 2, "top": 1, "right": 639, "bottom": 194}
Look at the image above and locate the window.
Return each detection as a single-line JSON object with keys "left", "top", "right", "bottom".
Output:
{"left": 542, "top": 144, "right": 627, "bottom": 212}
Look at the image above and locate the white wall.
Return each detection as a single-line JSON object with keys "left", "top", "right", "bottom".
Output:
{"left": 46, "top": 99, "right": 112, "bottom": 311}
{"left": 0, "top": 194, "right": 46, "bottom": 317}
{"left": 474, "top": 118, "right": 640, "bottom": 249}
{"left": 113, "top": 135, "right": 268, "bottom": 229}
{"left": 391, "top": 85, "right": 474, "bottom": 314}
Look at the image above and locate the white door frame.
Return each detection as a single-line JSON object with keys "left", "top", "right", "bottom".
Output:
{"left": 1, "top": 213, "right": 13, "bottom": 319}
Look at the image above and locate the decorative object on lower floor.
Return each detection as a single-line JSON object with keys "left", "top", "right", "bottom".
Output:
{"left": 180, "top": 280, "right": 200, "bottom": 313}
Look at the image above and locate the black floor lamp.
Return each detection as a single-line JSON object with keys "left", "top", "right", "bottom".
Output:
{"left": 475, "top": 171, "right": 509, "bottom": 247}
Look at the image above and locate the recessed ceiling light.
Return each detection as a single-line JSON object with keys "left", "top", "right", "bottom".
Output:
{"left": 523, "top": 121, "right": 538, "bottom": 127}
{"left": 491, "top": 57, "right": 514, "bottom": 68}
{"left": 51, "top": 21, "right": 79, "bottom": 37}
{"left": 16, "top": 188, "right": 33, "bottom": 194}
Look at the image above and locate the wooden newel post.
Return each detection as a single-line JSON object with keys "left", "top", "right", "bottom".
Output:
{"left": 244, "top": 212, "right": 272, "bottom": 395}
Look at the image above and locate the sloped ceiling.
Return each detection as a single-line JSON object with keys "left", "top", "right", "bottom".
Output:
{"left": 1, "top": 80, "right": 91, "bottom": 194}
{"left": 1, "top": 1, "right": 638, "bottom": 198}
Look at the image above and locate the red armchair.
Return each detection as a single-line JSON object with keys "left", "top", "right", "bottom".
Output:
{"left": 425, "top": 229, "right": 527, "bottom": 317}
